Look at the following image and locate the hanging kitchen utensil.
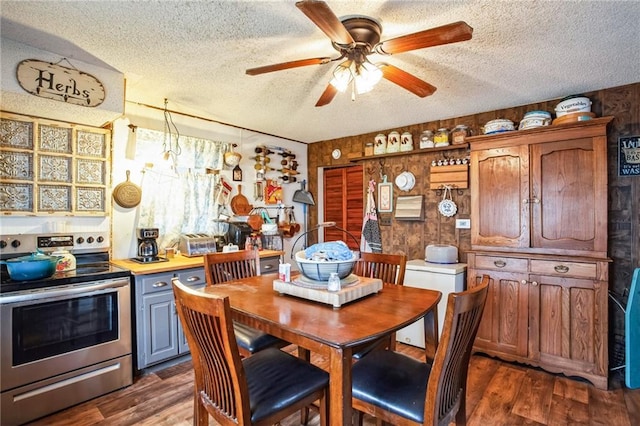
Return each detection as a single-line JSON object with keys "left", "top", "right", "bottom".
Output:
{"left": 292, "top": 180, "right": 315, "bottom": 205}
{"left": 215, "top": 177, "right": 233, "bottom": 205}
{"left": 254, "top": 181, "right": 263, "bottom": 201}
{"left": 224, "top": 143, "right": 242, "bottom": 167}
{"left": 278, "top": 206, "right": 293, "bottom": 238}
{"left": 288, "top": 207, "right": 301, "bottom": 234}
{"left": 230, "top": 184, "right": 253, "bottom": 215}
{"left": 292, "top": 180, "right": 315, "bottom": 247}
{"left": 112, "top": 170, "right": 142, "bottom": 208}
{"left": 438, "top": 185, "right": 457, "bottom": 217}
{"left": 247, "top": 207, "right": 265, "bottom": 231}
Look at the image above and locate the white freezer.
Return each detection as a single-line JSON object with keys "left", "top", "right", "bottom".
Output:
{"left": 396, "top": 259, "right": 466, "bottom": 348}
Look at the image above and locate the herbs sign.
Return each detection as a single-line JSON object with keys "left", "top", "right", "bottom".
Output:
{"left": 16, "top": 59, "right": 105, "bottom": 107}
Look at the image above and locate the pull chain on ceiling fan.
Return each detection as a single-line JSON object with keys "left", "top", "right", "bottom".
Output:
{"left": 246, "top": 0, "right": 473, "bottom": 107}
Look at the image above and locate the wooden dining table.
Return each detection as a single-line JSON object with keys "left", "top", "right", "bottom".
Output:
{"left": 201, "top": 273, "right": 442, "bottom": 425}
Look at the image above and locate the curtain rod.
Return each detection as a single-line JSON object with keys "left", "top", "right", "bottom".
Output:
{"left": 126, "top": 100, "right": 306, "bottom": 144}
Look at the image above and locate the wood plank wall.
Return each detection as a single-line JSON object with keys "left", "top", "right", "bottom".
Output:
{"left": 307, "top": 82, "right": 640, "bottom": 367}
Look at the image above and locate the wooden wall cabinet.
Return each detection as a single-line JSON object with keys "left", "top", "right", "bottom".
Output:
{"left": 470, "top": 117, "right": 611, "bottom": 258}
{"left": 467, "top": 118, "right": 612, "bottom": 389}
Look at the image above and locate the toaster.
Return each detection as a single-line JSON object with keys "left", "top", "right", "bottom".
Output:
{"left": 179, "top": 233, "right": 218, "bottom": 257}
{"left": 425, "top": 244, "right": 458, "bottom": 264}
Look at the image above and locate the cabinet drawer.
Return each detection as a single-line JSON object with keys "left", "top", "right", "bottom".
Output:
{"left": 140, "top": 272, "right": 174, "bottom": 295}
{"left": 178, "top": 268, "right": 206, "bottom": 287}
{"left": 260, "top": 256, "right": 280, "bottom": 275}
{"left": 530, "top": 259, "right": 596, "bottom": 279}
{"left": 475, "top": 255, "right": 528, "bottom": 272}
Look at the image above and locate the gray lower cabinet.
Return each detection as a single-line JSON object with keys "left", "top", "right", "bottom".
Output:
{"left": 260, "top": 255, "right": 281, "bottom": 275}
{"left": 134, "top": 267, "right": 206, "bottom": 370}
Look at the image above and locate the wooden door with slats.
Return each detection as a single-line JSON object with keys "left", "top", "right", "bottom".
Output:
{"left": 323, "top": 166, "right": 363, "bottom": 250}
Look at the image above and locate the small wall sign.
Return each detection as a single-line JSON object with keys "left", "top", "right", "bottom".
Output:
{"left": 619, "top": 135, "right": 640, "bottom": 176}
{"left": 16, "top": 59, "right": 105, "bottom": 107}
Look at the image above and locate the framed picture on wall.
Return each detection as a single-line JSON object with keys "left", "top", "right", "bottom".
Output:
{"left": 264, "top": 179, "right": 282, "bottom": 204}
{"left": 378, "top": 178, "right": 393, "bottom": 213}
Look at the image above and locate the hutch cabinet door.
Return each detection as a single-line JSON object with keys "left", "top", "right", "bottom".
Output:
{"left": 530, "top": 137, "right": 608, "bottom": 256}
{"left": 471, "top": 145, "right": 530, "bottom": 249}
{"left": 528, "top": 273, "right": 608, "bottom": 389}
{"left": 469, "top": 270, "right": 529, "bottom": 359}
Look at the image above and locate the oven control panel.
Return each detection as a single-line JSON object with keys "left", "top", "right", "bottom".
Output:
{"left": 37, "top": 235, "right": 75, "bottom": 249}
{"left": 0, "top": 232, "right": 110, "bottom": 256}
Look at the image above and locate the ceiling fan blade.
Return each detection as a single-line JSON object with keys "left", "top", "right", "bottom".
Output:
{"left": 315, "top": 84, "right": 338, "bottom": 107}
{"left": 379, "top": 63, "right": 436, "bottom": 98}
{"left": 296, "top": 0, "right": 355, "bottom": 45}
{"left": 246, "top": 57, "right": 332, "bottom": 75}
{"left": 375, "top": 21, "right": 473, "bottom": 55}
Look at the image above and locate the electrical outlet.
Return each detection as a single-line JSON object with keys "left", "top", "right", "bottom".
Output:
{"left": 379, "top": 215, "right": 392, "bottom": 226}
{"left": 456, "top": 219, "right": 471, "bottom": 229}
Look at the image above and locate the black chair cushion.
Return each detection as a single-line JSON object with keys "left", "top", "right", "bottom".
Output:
{"left": 244, "top": 347, "right": 329, "bottom": 423}
{"left": 233, "top": 321, "right": 286, "bottom": 354}
{"left": 352, "top": 349, "right": 431, "bottom": 424}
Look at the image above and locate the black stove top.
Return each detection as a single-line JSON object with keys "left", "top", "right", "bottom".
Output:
{"left": 0, "top": 232, "right": 133, "bottom": 295}
{"left": 0, "top": 255, "right": 131, "bottom": 295}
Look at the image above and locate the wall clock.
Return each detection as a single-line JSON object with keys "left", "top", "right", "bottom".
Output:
{"left": 332, "top": 149, "right": 341, "bottom": 159}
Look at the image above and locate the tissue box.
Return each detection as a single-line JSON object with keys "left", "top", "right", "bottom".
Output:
{"left": 425, "top": 245, "right": 458, "bottom": 264}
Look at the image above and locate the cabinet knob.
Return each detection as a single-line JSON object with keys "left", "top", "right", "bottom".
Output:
{"left": 494, "top": 260, "right": 507, "bottom": 268}
{"left": 263, "top": 264, "right": 274, "bottom": 270}
{"left": 554, "top": 265, "right": 569, "bottom": 273}
{"left": 522, "top": 199, "right": 529, "bottom": 204}
{"left": 531, "top": 281, "right": 539, "bottom": 286}
{"left": 186, "top": 276, "right": 200, "bottom": 282}
{"left": 532, "top": 197, "right": 540, "bottom": 204}
{"left": 153, "top": 281, "right": 169, "bottom": 288}
{"left": 521, "top": 279, "right": 528, "bottom": 285}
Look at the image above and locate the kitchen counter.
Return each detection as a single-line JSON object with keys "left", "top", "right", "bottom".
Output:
{"left": 111, "top": 250, "right": 284, "bottom": 275}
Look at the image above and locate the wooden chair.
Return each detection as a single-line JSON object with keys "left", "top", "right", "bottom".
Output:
{"left": 353, "top": 252, "right": 407, "bottom": 287}
{"left": 352, "top": 252, "right": 407, "bottom": 359}
{"left": 351, "top": 275, "right": 490, "bottom": 426}
{"left": 203, "top": 250, "right": 287, "bottom": 358}
{"left": 172, "top": 278, "right": 329, "bottom": 426}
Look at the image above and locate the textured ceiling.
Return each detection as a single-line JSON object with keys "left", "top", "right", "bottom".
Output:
{"left": 1, "top": 1, "right": 639, "bottom": 143}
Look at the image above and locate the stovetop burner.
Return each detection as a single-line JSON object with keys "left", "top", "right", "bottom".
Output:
{"left": 129, "top": 256, "right": 169, "bottom": 264}
{"left": 1, "top": 261, "right": 131, "bottom": 294}
{"left": 0, "top": 232, "right": 131, "bottom": 295}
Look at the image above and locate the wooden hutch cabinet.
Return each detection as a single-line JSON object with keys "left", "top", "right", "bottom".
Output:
{"left": 467, "top": 117, "right": 612, "bottom": 389}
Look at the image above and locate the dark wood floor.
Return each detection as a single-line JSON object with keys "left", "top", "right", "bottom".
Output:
{"left": 27, "top": 343, "right": 640, "bottom": 426}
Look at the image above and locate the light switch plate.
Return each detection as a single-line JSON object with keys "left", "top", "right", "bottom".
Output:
{"left": 456, "top": 219, "right": 471, "bottom": 229}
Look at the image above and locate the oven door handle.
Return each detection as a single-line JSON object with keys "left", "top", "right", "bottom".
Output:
{"left": 0, "top": 278, "right": 129, "bottom": 305}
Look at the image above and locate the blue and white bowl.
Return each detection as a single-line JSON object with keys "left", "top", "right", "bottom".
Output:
{"left": 519, "top": 111, "right": 552, "bottom": 130}
{"left": 483, "top": 119, "right": 515, "bottom": 135}
{"left": 295, "top": 250, "right": 357, "bottom": 281}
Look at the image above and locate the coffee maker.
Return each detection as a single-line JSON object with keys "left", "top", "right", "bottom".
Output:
{"left": 133, "top": 228, "right": 167, "bottom": 263}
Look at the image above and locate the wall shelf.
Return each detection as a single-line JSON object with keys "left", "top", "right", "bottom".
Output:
{"left": 429, "top": 164, "right": 469, "bottom": 190}
{"left": 349, "top": 143, "right": 469, "bottom": 162}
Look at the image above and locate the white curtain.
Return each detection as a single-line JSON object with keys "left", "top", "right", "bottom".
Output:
{"left": 134, "top": 128, "right": 230, "bottom": 248}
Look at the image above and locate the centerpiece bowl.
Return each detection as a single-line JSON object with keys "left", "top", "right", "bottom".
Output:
{"left": 295, "top": 250, "right": 357, "bottom": 281}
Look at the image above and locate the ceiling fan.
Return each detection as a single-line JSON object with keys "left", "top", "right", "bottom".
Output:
{"left": 246, "top": 0, "right": 473, "bottom": 107}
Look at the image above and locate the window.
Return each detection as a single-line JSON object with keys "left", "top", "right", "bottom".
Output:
{"left": 134, "top": 128, "right": 231, "bottom": 248}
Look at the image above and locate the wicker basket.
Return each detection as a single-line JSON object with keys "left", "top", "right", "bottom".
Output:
{"left": 295, "top": 250, "right": 356, "bottom": 281}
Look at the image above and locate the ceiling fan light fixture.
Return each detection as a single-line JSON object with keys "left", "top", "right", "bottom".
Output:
{"left": 353, "top": 60, "right": 382, "bottom": 94}
{"left": 329, "top": 60, "right": 353, "bottom": 92}
{"left": 329, "top": 58, "right": 382, "bottom": 94}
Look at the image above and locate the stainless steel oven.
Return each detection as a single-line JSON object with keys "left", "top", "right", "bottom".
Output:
{"left": 0, "top": 233, "right": 132, "bottom": 426}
